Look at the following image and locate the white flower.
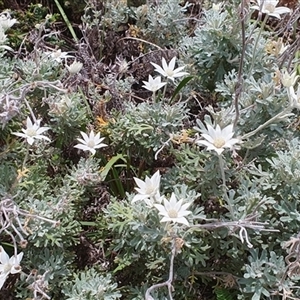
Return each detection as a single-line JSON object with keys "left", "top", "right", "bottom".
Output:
{"left": 151, "top": 57, "right": 189, "bottom": 82}
{"left": 12, "top": 117, "right": 50, "bottom": 145}
{"left": 212, "top": 3, "right": 222, "bottom": 11}
{"left": 47, "top": 49, "right": 74, "bottom": 63}
{"left": 132, "top": 170, "right": 161, "bottom": 207}
{"left": 0, "top": 246, "right": 23, "bottom": 290}
{"left": 0, "top": 14, "right": 17, "bottom": 31}
{"left": 132, "top": 171, "right": 161, "bottom": 205}
{"left": 142, "top": 75, "right": 167, "bottom": 92}
{"left": 265, "top": 38, "right": 289, "bottom": 56}
{"left": 196, "top": 123, "right": 240, "bottom": 155}
{"left": 281, "top": 70, "right": 299, "bottom": 88}
{"left": 116, "top": 57, "right": 129, "bottom": 75}
{"left": 74, "top": 130, "right": 107, "bottom": 155}
{"left": 288, "top": 85, "right": 300, "bottom": 109}
{"left": 251, "top": 0, "right": 291, "bottom": 19}
{"left": 66, "top": 60, "right": 83, "bottom": 74}
{"left": 154, "top": 193, "right": 191, "bottom": 226}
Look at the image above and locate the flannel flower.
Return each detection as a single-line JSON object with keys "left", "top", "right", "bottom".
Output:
{"left": 74, "top": 130, "right": 107, "bottom": 155}
{"left": 154, "top": 193, "right": 191, "bottom": 226}
{"left": 281, "top": 70, "right": 299, "bottom": 88}
{"left": 12, "top": 117, "right": 50, "bottom": 145}
{"left": 0, "top": 14, "right": 17, "bottom": 31}
{"left": 196, "top": 123, "right": 240, "bottom": 155}
{"left": 132, "top": 170, "right": 161, "bottom": 207}
{"left": 0, "top": 246, "right": 23, "bottom": 290}
{"left": 66, "top": 60, "right": 83, "bottom": 74}
{"left": 251, "top": 0, "right": 291, "bottom": 19}
{"left": 142, "top": 75, "right": 167, "bottom": 92}
{"left": 288, "top": 85, "right": 300, "bottom": 109}
{"left": 151, "top": 57, "right": 189, "bottom": 82}
{"left": 46, "top": 49, "right": 74, "bottom": 63}
{"left": 212, "top": 2, "right": 222, "bottom": 11}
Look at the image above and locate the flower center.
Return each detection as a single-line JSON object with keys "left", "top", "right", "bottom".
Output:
{"left": 26, "top": 128, "right": 37, "bottom": 137}
{"left": 213, "top": 137, "right": 225, "bottom": 148}
{"left": 165, "top": 68, "right": 174, "bottom": 77}
{"left": 168, "top": 209, "right": 178, "bottom": 218}
{"left": 145, "top": 185, "right": 155, "bottom": 195}
{"left": 264, "top": 3, "right": 275, "bottom": 13}
{"left": 87, "top": 140, "right": 95, "bottom": 148}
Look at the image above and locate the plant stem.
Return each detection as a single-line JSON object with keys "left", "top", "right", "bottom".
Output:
{"left": 249, "top": 14, "right": 268, "bottom": 75}
{"left": 218, "top": 154, "right": 234, "bottom": 219}
{"left": 162, "top": 80, "right": 169, "bottom": 99}
{"left": 242, "top": 107, "right": 292, "bottom": 140}
{"left": 145, "top": 238, "right": 176, "bottom": 300}
{"left": 152, "top": 90, "right": 156, "bottom": 102}
{"left": 23, "top": 97, "right": 36, "bottom": 122}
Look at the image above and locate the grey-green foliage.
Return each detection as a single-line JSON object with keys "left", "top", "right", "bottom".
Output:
{"left": 238, "top": 249, "right": 287, "bottom": 300}
{"left": 179, "top": 6, "right": 241, "bottom": 90}
{"left": 47, "top": 92, "right": 90, "bottom": 147}
{"left": 136, "top": 0, "right": 190, "bottom": 47}
{"left": 12, "top": 155, "right": 83, "bottom": 248}
{"left": 109, "top": 101, "right": 188, "bottom": 152}
{"left": 101, "top": 189, "right": 209, "bottom": 298}
{"left": 0, "top": 160, "right": 17, "bottom": 196}
{"left": 103, "top": 195, "right": 163, "bottom": 254}
{"left": 98, "top": 1, "right": 131, "bottom": 31}
{"left": 266, "top": 138, "right": 300, "bottom": 196}
{"left": 0, "top": 54, "right": 20, "bottom": 126}
{"left": 16, "top": 248, "right": 71, "bottom": 299}
{"left": 253, "top": 138, "right": 300, "bottom": 234}
{"left": 62, "top": 268, "right": 121, "bottom": 300}
{"left": 216, "top": 70, "right": 293, "bottom": 155}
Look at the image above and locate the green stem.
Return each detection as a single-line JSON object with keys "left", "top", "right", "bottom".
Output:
{"left": 53, "top": 0, "right": 78, "bottom": 42}
{"left": 162, "top": 80, "right": 169, "bottom": 99}
{"left": 218, "top": 154, "right": 234, "bottom": 219}
{"left": 23, "top": 97, "right": 36, "bottom": 122}
{"left": 152, "top": 90, "right": 156, "bottom": 102}
{"left": 242, "top": 107, "right": 292, "bottom": 140}
{"left": 22, "top": 144, "right": 29, "bottom": 170}
{"left": 249, "top": 14, "right": 268, "bottom": 74}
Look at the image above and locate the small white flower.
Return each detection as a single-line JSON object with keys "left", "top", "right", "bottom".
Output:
{"left": 251, "top": 0, "right": 291, "bottom": 19}
{"left": 46, "top": 49, "right": 74, "bottom": 63}
{"left": 132, "top": 170, "right": 161, "bottom": 207}
{"left": 0, "top": 246, "right": 23, "bottom": 290}
{"left": 12, "top": 117, "right": 50, "bottom": 145}
{"left": 66, "top": 60, "right": 83, "bottom": 74}
{"left": 116, "top": 57, "right": 129, "bottom": 75}
{"left": 74, "top": 130, "right": 107, "bottom": 155}
{"left": 151, "top": 57, "right": 189, "bottom": 82}
{"left": 212, "top": 3, "right": 222, "bottom": 11}
{"left": 196, "top": 123, "right": 240, "bottom": 155}
{"left": 154, "top": 193, "right": 191, "bottom": 226}
{"left": 0, "top": 14, "right": 17, "bottom": 31}
{"left": 142, "top": 75, "right": 167, "bottom": 92}
{"left": 281, "top": 70, "right": 299, "bottom": 88}
{"left": 288, "top": 86, "right": 300, "bottom": 109}
{"left": 47, "top": 49, "right": 74, "bottom": 63}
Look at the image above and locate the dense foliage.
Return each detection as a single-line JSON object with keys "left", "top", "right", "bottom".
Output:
{"left": 1, "top": 0, "right": 300, "bottom": 299}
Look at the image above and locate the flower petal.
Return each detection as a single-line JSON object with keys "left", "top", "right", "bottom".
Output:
{"left": 0, "top": 247, "right": 9, "bottom": 264}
